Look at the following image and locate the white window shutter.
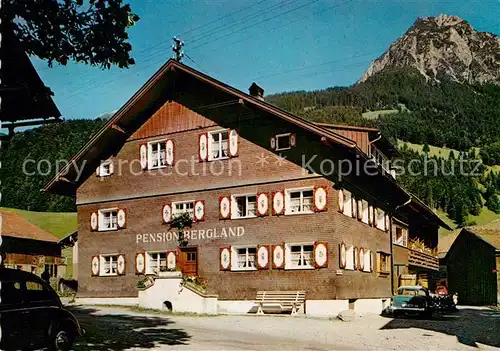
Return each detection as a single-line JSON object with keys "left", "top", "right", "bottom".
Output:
{"left": 220, "top": 247, "right": 231, "bottom": 271}
{"left": 314, "top": 186, "right": 328, "bottom": 212}
{"left": 90, "top": 212, "right": 98, "bottom": 232}
{"left": 368, "top": 205, "right": 374, "bottom": 225}
{"left": 357, "top": 199, "right": 363, "bottom": 220}
{"left": 166, "top": 139, "right": 174, "bottom": 166}
{"left": 91, "top": 256, "right": 99, "bottom": 276}
{"left": 229, "top": 129, "right": 239, "bottom": 157}
{"left": 270, "top": 136, "right": 276, "bottom": 150}
{"left": 352, "top": 198, "right": 357, "bottom": 219}
{"left": 257, "top": 192, "right": 269, "bottom": 216}
{"left": 194, "top": 200, "right": 205, "bottom": 221}
{"left": 96, "top": 166, "right": 100, "bottom": 177}
{"left": 272, "top": 243, "right": 285, "bottom": 269}
{"left": 385, "top": 214, "right": 390, "bottom": 232}
{"left": 117, "top": 254, "right": 126, "bottom": 275}
{"left": 162, "top": 204, "right": 172, "bottom": 224}
{"left": 257, "top": 245, "right": 270, "bottom": 269}
{"left": 167, "top": 251, "right": 176, "bottom": 270}
{"left": 314, "top": 241, "right": 328, "bottom": 268}
{"left": 135, "top": 252, "right": 145, "bottom": 275}
{"left": 140, "top": 144, "right": 148, "bottom": 170}
{"left": 199, "top": 133, "right": 208, "bottom": 161}
{"left": 272, "top": 190, "right": 285, "bottom": 215}
{"left": 290, "top": 133, "right": 297, "bottom": 147}
{"left": 339, "top": 242, "right": 347, "bottom": 269}
{"left": 219, "top": 196, "right": 231, "bottom": 219}
{"left": 117, "top": 209, "right": 127, "bottom": 229}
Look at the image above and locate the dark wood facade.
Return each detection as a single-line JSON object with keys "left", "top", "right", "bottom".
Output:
{"left": 45, "top": 60, "right": 448, "bottom": 301}
{"left": 446, "top": 228, "right": 500, "bottom": 305}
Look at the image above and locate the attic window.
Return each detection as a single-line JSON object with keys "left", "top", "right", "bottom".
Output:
{"left": 276, "top": 133, "right": 291, "bottom": 151}
{"left": 98, "top": 160, "right": 113, "bottom": 177}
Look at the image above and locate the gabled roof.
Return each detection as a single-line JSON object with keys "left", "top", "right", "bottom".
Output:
{"left": 441, "top": 221, "right": 500, "bottom": 255}
{"left": 0, "top": 210, "right": 59, "bottom": 243}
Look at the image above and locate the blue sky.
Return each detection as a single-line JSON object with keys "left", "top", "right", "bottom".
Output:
{"left": 34, "top": 0, "right": 500, "bottom": 120}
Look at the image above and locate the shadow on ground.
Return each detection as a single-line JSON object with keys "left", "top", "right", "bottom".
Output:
{"left": 69, "top": 306, "right": 191, "bottom": 350}
{"left": 380, "top": 308, "right": 500, "bottom": 348}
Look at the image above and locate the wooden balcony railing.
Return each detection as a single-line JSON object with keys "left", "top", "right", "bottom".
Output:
{"left": 408, "top": 249, "right": 439, "bottom": 270}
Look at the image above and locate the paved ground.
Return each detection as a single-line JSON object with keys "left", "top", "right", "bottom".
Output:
{"left": 68, "top": 305, "right": 500, "bottom": 350}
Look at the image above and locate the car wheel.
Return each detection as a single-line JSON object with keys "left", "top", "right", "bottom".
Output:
{"left": 53, "top": 327, "right": 75, "bottom": 351}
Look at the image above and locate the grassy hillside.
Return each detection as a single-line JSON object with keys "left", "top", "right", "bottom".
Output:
{"left": 397, "top": 140, "right": 462, "bottom": 159}
{"left": 1, "top": 207, "right": 77, "bottom": 278}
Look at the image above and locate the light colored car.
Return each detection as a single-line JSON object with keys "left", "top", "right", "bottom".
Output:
{"left": 391, "top": 285, "right": 433, "bottom": 317}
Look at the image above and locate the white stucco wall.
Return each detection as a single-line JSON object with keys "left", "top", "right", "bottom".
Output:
{"left": 353, "top": 298, "right": 390, "bottom": 314}
{"left": 138, "top": 277, "right": 217, "bottom": 314}
{"left": 305, "top": 300, "right": 349, "bottom": 316}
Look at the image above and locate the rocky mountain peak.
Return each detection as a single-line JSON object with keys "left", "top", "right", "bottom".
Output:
{"left": 359, "top": 14, "right": 500, "bottom": 85}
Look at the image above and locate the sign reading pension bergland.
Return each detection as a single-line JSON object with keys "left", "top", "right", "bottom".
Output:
{"left": 136, "top": 226, "right": 245, "bottom": 244}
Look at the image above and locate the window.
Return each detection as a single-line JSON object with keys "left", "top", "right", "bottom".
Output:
{"left": 363, "top": 250, "right": 372, "bottom": 272}
{"left": 361, "top": 200, "right": 369, "bottom": 224}
{"left": 346, "top": 246, "right": 354, "bottom": 270}
{"left": 148, "top": 141, "right": 166, "bottom": 169}
{"left": 98, "top": 160, "right": 113, "bottom": 176}
{"left": 232, "top": 195, "right": 257, "bottom": 219}
{"left": 286, "top": 188, "right": 313, "bottom": 215}
{"left": 44, "top": 264, "right": 58, "bottom": 278}
{"left": 375, "top": 208, "right": 385, "bottom": 231}
{"left": 371, "top": 146, "right": 391, "bottom": 173}
{"left": 1, "top": 281, "right": 23, "bottom": 305}
{"left": 100, "top": 255, "right": 118, "bottom": 276}
{"left": 172, "top": 201, "right": 194, "bottom": 219}
{"left": 98, "top": 209, "right": 118, "bottom": 231}
{"left": 208, "top": 130, "right": 229, "bottom": 161}
{"left": 393, "top": 225, "right": 408, "bottom": 247}
{"left": 146, "top": 252, "right": 167, "bottom": 275}
{"left": 25, "top": 281, "right": 53, "bottom": 302}
{"left": 377, "top": 252, "right": 391, "bottom": 275}
{"left": 276, "top": 133, "right": 291, "bottom": 151}
{"left": 186, "top": 251, "right": 197, "bottom": 262}
{"left": 286, "top": 244, "right": 314, "bottom": 269}
{"left": 232, "top": 246, "right": 257, "bottom": 271}
{"left": 343, "top": 190, "right": 352, "bottom": 216}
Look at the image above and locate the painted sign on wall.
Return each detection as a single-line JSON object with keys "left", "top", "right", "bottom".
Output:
{"left": 136, "top": 226, "right": 245, "bottom": 244}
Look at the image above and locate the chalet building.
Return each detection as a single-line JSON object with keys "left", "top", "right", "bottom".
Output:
{"left": 0, "top": 210, "right": 66, "bottom": 278}
{"left": 444, "top": 226, "right": 500, "bottom": 305}
{"left": 44, "top": 60, "right": 449, "bottom": 315}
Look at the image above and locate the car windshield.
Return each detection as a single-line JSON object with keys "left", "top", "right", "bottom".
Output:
{"left": 397, "top": 288, "right": 426, "bottom": 296}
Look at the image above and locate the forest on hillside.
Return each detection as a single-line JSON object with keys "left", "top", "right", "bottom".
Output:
{"left": 0, "top": 119, "right": 105, "bottom": 212}
{"left": 267, "top": 68, "right": 500, "bottom": 151}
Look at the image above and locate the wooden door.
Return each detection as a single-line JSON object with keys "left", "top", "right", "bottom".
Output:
{"left": 179, "top": 247, "right": 198, "bottom": 276}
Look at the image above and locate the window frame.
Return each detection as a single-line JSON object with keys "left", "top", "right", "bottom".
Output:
{"left": 393, "top": 225, "right": 408, "bottom": 247}
{"left": 147, "top": 140, "right": 167, "bottom": 170}
{"left": 345, "top": 245, "right": 355, "bottom": 270}
{"left": 145, "top": 251, "right": 168, "bottom": 275}
{"left": 275, "top": 133, "right": 292, "bottom": 151}
{"left": 285, "top": 242, "right": 315, "bottom": 270}
{"left": 231, "top": 194, "right": 257, "bottom": 219}
{"left": 98, "top": 208, "right": 118, "bottom": 232}
{"left": 231, "top": 246, "right": 257, "bottom": 271}
{"left": 99, "top": 254, "right": 119, "bottom": 277}
{"left": 285, "top": 187, "right": 314, "bottom": 215}
{"left": 172, "top": 200, "right": 195, "bottom": 219}
{"left": 208, "top": 129, "right": 229, "bottom": 161}
{"left": 377, "top": 252, "right": 391, "bottom": 275}
{"left": 98, "top": 160, "right": 113, "bottom": 177}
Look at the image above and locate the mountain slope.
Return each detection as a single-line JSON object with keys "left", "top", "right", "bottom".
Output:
{"left": 360, "top": 14, "right": 500, "bottom": 85}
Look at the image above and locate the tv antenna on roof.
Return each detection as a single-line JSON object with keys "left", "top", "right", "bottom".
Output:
{"left": 172, "top": 37, "right": 184, "bottom": 62}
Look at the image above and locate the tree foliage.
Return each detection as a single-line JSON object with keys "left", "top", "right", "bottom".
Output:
{"left": 480, "top": 142, "right": 500, "bottom": 166}
{"left": 4, "top": 0, "right": 139, "bottom": 69}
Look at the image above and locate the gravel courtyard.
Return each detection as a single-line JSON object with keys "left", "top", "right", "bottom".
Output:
{"left": 69, "top": 305, "right": 500, "bottom": 350}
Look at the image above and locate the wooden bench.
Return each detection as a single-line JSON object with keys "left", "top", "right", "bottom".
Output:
{"left": 255, "top": 291, "right": 306, "bottom": 315}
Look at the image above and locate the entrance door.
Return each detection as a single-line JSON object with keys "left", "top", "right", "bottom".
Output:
{"left": 179, "top": 247, "right": 198, "bottom": 275}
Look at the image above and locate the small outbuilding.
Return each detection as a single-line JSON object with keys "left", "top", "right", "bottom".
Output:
{"left": 0, "top": 210, "right": 66, "bottom": 278}
{"left": 445, "top": 225, "right": 500, "bottom": 306}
